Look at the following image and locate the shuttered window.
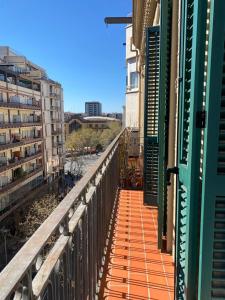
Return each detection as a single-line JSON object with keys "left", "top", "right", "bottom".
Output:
{"left": 158, "top": 0, "right": 172, "bottom": 250}
{"left": 176, "top": 0, "right": 207, "bottom": 299}
{"left": 143, "top": 26, "right": 160, "bottom": 205}
{"left": 198, "top": 1, "right": 225, "bottom": 299}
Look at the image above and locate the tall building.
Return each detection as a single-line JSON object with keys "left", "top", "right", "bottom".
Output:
{"left": 125, "top": 25, "right": 139, "bottom": 129}
{"left": 0, "top": 46, "right": 64, "bottom": 216}
{"left": 85, "top": 101, "right": 102, "bottom": 116}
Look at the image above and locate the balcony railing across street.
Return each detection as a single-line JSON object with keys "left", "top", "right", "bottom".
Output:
{"left": 0, "top": 150, "right": 42, "bottom": 174}
{"left": 0, "top": 137, "right": 42, "bottom": 152}
{"left": 0, "top": 130, "right": 124, "bottom": 300}
{"left": 0, "top": 166, "right": 43, "bottom": 193}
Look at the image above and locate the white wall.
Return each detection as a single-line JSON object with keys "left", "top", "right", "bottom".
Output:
{"left": 125, "top": 25, "right": 139, "bottom": 129}
{"left": 125, "top": 92, "right": 139, "bottom": 128}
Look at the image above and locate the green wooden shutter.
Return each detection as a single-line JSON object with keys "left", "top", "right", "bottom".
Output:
{"left": 158, "top": 0, "right": 172, "bottom": 250}
{"left": 175, "top": 0, "right": 207, "bottom": 299}
{"left": 198, "top": 1, "right": 225, "bottom": 299}
{"left": 144, "top": 26, "right": 160, "bottom": 205}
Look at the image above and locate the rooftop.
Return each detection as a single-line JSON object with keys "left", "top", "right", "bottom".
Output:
{"left": 84, "top": 116, "right": 120, "bottom": 122}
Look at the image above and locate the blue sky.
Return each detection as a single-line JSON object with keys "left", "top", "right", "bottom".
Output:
{"left": 0, "top": 0, "right": 131, "bottom": 113}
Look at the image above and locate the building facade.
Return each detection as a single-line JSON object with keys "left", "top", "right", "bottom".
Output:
{"left": 64, "top": 114, "right": 120, "bottom": 140}
{"left": 132, "top": 0, "right": 225, "bottom": 298}
{"left": 41, "top": 80, "right": 64, "bottom": 179}
{"left": 0, "top": 46, "right": 64, "bottom": 217}
{"left": 125, "top": 25, "right": 140, "bottom": 129}
{"left": 85, "top": 101, "right": 102, "bottom": 116}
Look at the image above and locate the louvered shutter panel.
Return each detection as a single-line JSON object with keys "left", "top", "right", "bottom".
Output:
{"left": 175, "top": 0, "right": 207, "bottom": 299}
{"left": 158, "top": 0, "right": 172, "bottom": 250}
{"left": 198, "top": 1, "right": 225, "bottom": 299}
{"left": 144, "top": 26, "right": 160, "bottom": 205}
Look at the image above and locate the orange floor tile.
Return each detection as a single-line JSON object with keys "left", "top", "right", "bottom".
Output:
{"left": 102, "top": 190, "right": 174, "bottom": 300}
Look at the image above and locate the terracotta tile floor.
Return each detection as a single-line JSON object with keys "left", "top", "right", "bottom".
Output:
{"left": 102, "top": 190, "right": 174, "bottom": 300}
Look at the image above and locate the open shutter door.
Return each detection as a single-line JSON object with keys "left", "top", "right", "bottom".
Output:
{"left": 158, "top": 0, "right": 172, "bottom": 250}
{"left": 144, "top": 26, "right": 160, "bottom": 205}
{"left": 176, "top": 0, "right": 207, "bottom": 299}
{"left": 198, "top": 2, "right": 225, "bottom": 299}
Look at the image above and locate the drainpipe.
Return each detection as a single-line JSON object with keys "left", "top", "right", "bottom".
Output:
{"left": 166, "top": 0, "right": 179, "bottom": 254}
{"left": 153, "top": 2, "right": 160, "bottom": 25}
{"left": 130, "top": 37, "right": 139, "bottom": 73}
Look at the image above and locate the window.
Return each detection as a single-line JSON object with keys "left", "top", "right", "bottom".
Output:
{"left": 0, "top": 133, "right": 6, "bottom": 145}
{"left": 130, "top": 72, "right": 138, "bottom": 89}
{"left": 0, "top": 72, "right": 5, "bottom": 82}
{"left": 0, "top": 113, "right": 4, "bottom": 123}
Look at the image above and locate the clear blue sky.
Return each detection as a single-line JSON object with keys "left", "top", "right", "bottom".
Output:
{"left": 0, "top": 0, "right": 131, "bottom": 113}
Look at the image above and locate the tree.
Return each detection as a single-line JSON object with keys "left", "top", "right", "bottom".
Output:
{"left": 99, "top": 122, "right": 121, "bottom": 148}
{"left": 66, "top": 128, "right": 102, "bottom": 154}
{"left": 65, "top": 123, "right": 122, "bottom": 175}
{"left": 18, "top": 194, "right": 59, "bottom": 239}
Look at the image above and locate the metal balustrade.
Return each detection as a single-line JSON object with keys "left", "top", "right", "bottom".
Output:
{"left": 0, "top": 137, "right": 42, "bottom": 151}
{"left": 0, "top": 150, "right": 42, "bottom": 174}
{"left": 0, "top": 166, "right": 43, "bottom": 194}
{"left": 0, "top": 100, "right": 41, "bottom": 110}
{"left": 0, "top": 120, "right": 42, "bottom": 129}
{"left": 52, "top": 128, "right": 62, "bottom": 135}
{"left": 0, "top": 130, "right": 125, "bottom": 300}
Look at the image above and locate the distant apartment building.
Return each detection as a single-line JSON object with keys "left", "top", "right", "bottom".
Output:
{"left": 125, "top": 25, "right": 139, "bottom": 129}
{"left": 85, "top": 101, "right": 102, "bottom": 116}
{"left": 0, "top": 46, "right": 64, "bottom": 216}
{"left": 103, "top": 112, "right": 123, "bottom": 121}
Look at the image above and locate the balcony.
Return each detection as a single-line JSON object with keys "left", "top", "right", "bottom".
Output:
{"left": 0, "top": 136, "right": 42, "bottom": 151}
{"left": 0, "top": 118, "right": 42, "bottom": 129}
{"left": 52, "top": 128, "right": 62, "bottom": 135}
{"left": 52, "top": 141, "right": 63, "bottom": 148}
{"left": 0, "top": 98, "right": 41, "bottom": 110}
{"left": 0, "top": 150, "right": 42, "bottom": 174}
{"left": 50, "top": 105, "right": 60, "bottom": 111}
{"left": 49, "top": 92, "right": 58, "bottom": 97}
{"left": 0, "top": 165, "right": 43, "bottom": 194}
{"left": 0, "top": 173, "right": 44, "bottom": 217}
{"left": 51, "top": 117, "right": 60, "bottom": 123}
{"left": 0, "top": 131, "right": 174, "bottom": 299}
{"left": 0, "top": 67, "right": 41, "bottom": 92}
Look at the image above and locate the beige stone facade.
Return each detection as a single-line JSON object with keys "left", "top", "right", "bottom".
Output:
{"left": 64, "top": 114, "right": 120, "bottom": 141}
{"left": 0, "top": 46, "right": 64, "bottom": 214}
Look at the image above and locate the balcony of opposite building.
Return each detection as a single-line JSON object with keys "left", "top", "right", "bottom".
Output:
{"left": 0, "top": 116, "right": 42, "bottom": 129}
{"left": 52, "top": 128, "right": 62, "bottom": 135}
{"left": 0, "top": 164, "right": 43, "bottom": 194}
{"left": 0, "top": 67, "right": 41, "bottom": 92}
{"left": 0, "top": 149, "right": 42, "bottom": 174}
{"left": 0, "top": 135, "right": 42, "bottom": 151}
{"left": 49, "top": 92, "right": 58, "bottom": 97}
{"left": 0, "top": 97, "right": 41, "bottom": 110}
{"left": 0, "top": 130, "right": 174, "bottom": 300}
{"left": 50, "top": 104, "right": 60, "bottom": 111}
